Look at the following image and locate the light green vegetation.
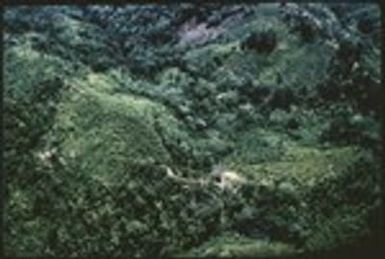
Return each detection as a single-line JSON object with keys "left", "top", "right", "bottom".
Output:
{"left": 184, "top": 235, "right": 298, "bottom": 257}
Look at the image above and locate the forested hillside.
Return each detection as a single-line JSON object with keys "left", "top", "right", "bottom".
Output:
{"left": 3, "top": 3, "right": 382, "bottom": 257}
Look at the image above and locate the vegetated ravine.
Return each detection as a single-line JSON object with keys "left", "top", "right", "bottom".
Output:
{"left": 4, "top": 3, "right": 382, "bottom": 257}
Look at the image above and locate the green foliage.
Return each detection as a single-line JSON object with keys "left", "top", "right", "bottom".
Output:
{"left": 4, "top": 3, "right": 381, "bottom": 257}
{"left": 184, "top": 235, "right": 298, "bottom": 257}
{"left": 224, "top": 128, "right": 289, "bottom": 165}
{"left": 303, "top": 206, "right": 372, "bottom": 252}
{"left": 241, "top": 29, "right": 277, "bottom": 53}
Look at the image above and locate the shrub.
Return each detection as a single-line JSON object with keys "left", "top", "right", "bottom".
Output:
{"left": 241, "top": 29, "right": 277, "bottom": 53}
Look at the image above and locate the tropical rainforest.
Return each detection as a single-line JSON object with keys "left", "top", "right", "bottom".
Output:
{"left": 3, "top": 3, "right": 382, "bottom": 257}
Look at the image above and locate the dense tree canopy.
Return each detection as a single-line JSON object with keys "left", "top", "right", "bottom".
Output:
{"left": 3, "top": 3, "right": 382, "bottom": 257}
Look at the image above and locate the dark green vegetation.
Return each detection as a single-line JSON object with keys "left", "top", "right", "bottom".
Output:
{"left": 4, "top": 3, "right": 382, "bottom": 257}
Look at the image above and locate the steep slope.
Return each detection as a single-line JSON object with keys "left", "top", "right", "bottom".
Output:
{"left": 4, "top": 3, "right": 382, "bottom": 257}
